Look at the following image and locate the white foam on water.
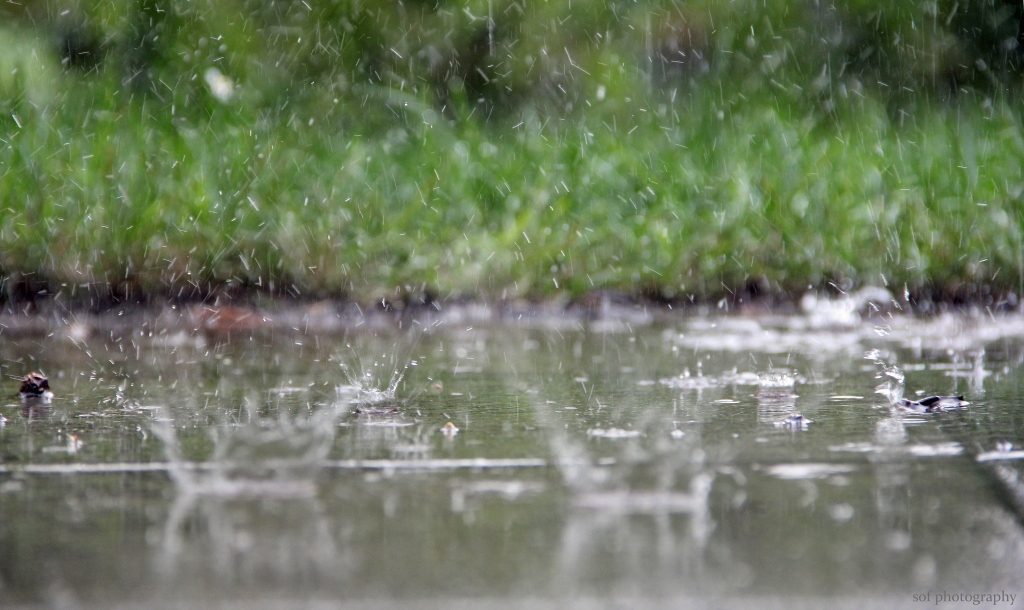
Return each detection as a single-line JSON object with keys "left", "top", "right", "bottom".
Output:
{"left": 978, "top": 451, "right": 1024, "bottom": 462}
{"left": 829, "top": 442, "right": 963, "bottom": 457}
{"left": 587, "top": 428, "right": 642, "bottom": 439}
{"left": 360, "top": 421, "right": 415, "bottom": 427}
{"left": 764, "top": 463, "right": 858, "bottom": 479}
{"left": 906, "top": 443, "right": 963, "bottom": 457}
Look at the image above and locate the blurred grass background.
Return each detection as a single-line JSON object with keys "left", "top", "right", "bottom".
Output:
{"left": 1, "top": 0, "right": 1024, "bottom": 307}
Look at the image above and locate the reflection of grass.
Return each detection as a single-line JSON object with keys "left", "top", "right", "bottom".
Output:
{"left": 1, "top": 29, "right": 1023, "bottom": 304}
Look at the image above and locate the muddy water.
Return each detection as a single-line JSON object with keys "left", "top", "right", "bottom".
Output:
{"left": 2, "top": 311, "right": 1024, "bottom": 608}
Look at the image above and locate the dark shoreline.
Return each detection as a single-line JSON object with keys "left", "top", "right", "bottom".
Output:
{"left": 1, "top": 285, "right": 1020, "bottom": 339}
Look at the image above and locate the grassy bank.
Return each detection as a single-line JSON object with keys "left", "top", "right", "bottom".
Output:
{"left": 2, "top": 1, "right": 1024, "bottom": 306}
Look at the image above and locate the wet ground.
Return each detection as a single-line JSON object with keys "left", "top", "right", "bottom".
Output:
{"left": 2, "top": 301, "right": 1024, "bottom": 608}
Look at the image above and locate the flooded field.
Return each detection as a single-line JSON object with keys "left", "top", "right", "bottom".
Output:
{"left": 2, "top": 303, "right": 1024, "bottom": 608}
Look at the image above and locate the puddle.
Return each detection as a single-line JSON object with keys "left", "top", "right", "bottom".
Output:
{"left": 2, "top": 312, "right": 1024, "bottom": 605}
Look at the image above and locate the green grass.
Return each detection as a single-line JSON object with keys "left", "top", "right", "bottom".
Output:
{"left": 2, "top": 3, "right": 1024, "bottom": 305}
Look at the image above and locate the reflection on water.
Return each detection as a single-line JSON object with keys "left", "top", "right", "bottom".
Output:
{"left": 946, "top": 349, "right": 992, "bottom": 396}
{"left": 149, "top": 397, "right": 349, "bottom": 591}
{"left": 156, "top": 487, "right": 344, "bottom": 593}
{"left": 2, "top": 311, "right": 1024, "bottom": 605}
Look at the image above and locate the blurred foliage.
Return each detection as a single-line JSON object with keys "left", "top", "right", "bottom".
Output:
{"left": 4, "top": 0, "right": 1021, "bottom": 113}
{"left": 1, "top": 0, "right": 1023, "bottom": 304}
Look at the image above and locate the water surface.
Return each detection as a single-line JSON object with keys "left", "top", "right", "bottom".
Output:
{"left": 2, "top": 308, "right": 1024, "bottom": 608}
